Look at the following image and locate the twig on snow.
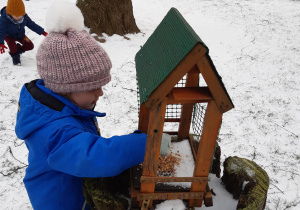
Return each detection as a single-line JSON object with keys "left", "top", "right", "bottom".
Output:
{"left": 0, "top": 165, "right": 27, "bottom": 176}
{"left": 270, "top": 183, "right": 285, "bottom": 195}
{"left": 118, "top": 61, "right": 135, "bottom": 70}
{"left": 7, "top": 146, "right": 27, "bottom": 166}
{"left": 122, "top": 87, "right": 137, "bottom": 92}
{"left": 268, "top": 120, "right": 299, "bottom": 138}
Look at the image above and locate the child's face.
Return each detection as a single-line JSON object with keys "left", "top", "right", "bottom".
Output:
{"left": 11, "top": 15, "right": 23, "bottom": 21}
{"left": 67, "top": 87, "right": 104, "bottom": 110}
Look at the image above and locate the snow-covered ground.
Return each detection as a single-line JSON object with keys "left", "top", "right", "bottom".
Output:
{"left": 0, "top": 0, "right": 300, "bottom": 209}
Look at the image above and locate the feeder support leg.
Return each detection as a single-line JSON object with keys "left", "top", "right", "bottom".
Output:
{"left": 140, "top": 99, "right": 167, "bottom": 208}
{"left": 189, "top": 100, "right": 222, "bottom": 207}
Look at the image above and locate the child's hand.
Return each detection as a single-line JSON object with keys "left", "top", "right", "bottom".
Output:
{"left": 43, "top": 31, "right": 48, "bottom": 36}
{"left": 0, "top": 44, "right": 7, "bottom": 54}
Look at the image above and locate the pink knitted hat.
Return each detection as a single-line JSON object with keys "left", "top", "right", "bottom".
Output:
{"left": 37, "top": 1, "right": 112, "bottom": 93}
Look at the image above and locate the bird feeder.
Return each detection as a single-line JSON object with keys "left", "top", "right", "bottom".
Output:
{"left": 130, "top": 8, "right": 234, "bottom": 209}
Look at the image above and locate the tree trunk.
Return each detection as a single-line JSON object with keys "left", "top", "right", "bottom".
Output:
{"left": 76, "top": 0, "right": 140, "bottom": 36}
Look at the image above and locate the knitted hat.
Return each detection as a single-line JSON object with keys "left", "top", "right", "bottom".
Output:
{"left": 37, "top": 1, "right": 112, "bottom": 93}
{"left": 6, "top": 0, "right": 25, "bottom": 16}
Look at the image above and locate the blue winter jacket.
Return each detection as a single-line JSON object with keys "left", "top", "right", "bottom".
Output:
{"left": 15, "top": 79, "right": 147, "bottom": 210}
{"left": 0, "top": 7, "right": 44, "bottom": 44}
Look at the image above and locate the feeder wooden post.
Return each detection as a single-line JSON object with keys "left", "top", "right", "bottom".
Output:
{"left": 139, "top": 99, "right": 167, "bottom": 208}
{"left": 138, "top": 103, "right": 150, "bottom": 133}
{"left": 189, "top": 100, "right": 223, "bottom": 207}
{"left": 177, "top": 65, "right": 200, "bottom": 140}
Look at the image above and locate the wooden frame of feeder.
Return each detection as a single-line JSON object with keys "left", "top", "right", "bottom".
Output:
{"left": 131, "top": 8, "right": 234, "bottom": 209}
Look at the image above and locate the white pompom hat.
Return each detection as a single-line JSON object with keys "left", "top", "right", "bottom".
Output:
{"left": 45, "top": 0, "right": 85, "bottom": 33}
{"left": 37, "top": 0, "right": 112, "bottom": 93}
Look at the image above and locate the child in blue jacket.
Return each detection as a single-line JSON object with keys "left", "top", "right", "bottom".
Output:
{"left": 15, "top": 1, "right": 147, "bottom": 210}
{"left": 0, "top": 0, "right": 47, "bottom": 65}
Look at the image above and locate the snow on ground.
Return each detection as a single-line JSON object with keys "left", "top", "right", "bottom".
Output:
{"left": 0, "top": 0, "right": 300, "bottom": 209}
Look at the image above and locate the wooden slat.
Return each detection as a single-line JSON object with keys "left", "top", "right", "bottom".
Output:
{"left": 178, "top": 67, "right": 200, "bottom": 140}
{"left": 140, "top": 176, "right": 208, "bottom": 183}
{"left": 164, "top": 118, "right": 180, "bottom": 122}
{"left": 167, "top": 87, "right": 213, "bottom": 104}
{"left": 138, "top": 103, "right": 150, "bottom": 133}
{"left": 144, "top": 44, "right": 207, "bottom": 110}
{"left": 204, "top": 184, "right": 213, "bottom": 207}
{"left": 163, "top": 131, "right": 178, "bottom": 136}
{"left": 188, "top": 134, "right": 198, "bottom": 161}
{"left": 130, "top": 182, "right": 140, "bottom": 208}
{"left": 137, "top": 192, "right": 204, "bottom": 201}
{"left": 140, "top": 99, "right": 167, "bottom": 207}
{"left": 189, "top": 100, "right": 223, "bottom": 207}
{"left": 197, "top": 55, "right": 234, "bottom": 113}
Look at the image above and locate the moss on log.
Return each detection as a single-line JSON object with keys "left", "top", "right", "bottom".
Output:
{"left": 221, "top": 156, "right": 269, "bottom": 210}
{"left": 83, "top": 170, "right": 130, "bottom": 210}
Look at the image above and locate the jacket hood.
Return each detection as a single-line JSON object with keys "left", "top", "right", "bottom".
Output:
{"left": 1, "top": 6, "right": 24, "bottom": 24}
{"left": 1, "top": 7, "right": 6, "bottom": 16}
{"left": 15, "top": 79, "right": 106, "bottom": 140}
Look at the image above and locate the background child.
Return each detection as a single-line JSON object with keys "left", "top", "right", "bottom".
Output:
{"left": 0, "top": 0, "right": 47, "bottom": 65}
{"left": 15, "top": 1, "right": 147, "bottom": 210}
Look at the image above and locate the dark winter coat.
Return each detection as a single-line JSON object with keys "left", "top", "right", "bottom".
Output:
{"left": 0, "top": 7, "right": 44, "bottom": 44}
{"left": 15, "top": 79, "right": 147, "bottom": 210}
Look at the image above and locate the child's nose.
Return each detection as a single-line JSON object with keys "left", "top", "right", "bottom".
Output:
{"left": 95, "top": 88, "right": 103, "bottom": 97}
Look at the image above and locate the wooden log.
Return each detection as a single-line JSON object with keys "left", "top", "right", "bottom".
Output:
{"left": 221, "top": 156, "right": 269, "bottom": 210}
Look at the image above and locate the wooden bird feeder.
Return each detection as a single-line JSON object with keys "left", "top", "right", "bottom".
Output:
{"left": 130, "top": 8, "right": 234, "bottom": 209}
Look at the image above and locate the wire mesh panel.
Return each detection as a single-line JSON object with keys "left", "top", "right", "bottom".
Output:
{"left": 137, "top": 74, "right": 208, "bottom": 139}
{"left": 165, "top": 104, "right": 182, "bottom": 119}
{"left": 165, "top": 75, "right": 186, "bottom": 119}
{"left": 191, "top": 103, "right": 207, "bottom": 141}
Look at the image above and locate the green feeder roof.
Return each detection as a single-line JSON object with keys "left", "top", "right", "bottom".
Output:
{"left": 135, "top": 7, "right": 209, "bottom": 104}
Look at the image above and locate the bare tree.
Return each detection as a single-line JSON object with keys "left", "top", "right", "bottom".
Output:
{"left": 76, "top": 0, "right": 140, "bottom": 37}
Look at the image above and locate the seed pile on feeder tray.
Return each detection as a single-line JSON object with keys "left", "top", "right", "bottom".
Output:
{"left": 139, "top": 152, "right": 181, "bottom": 176}
{"left": 157, "top": 133, "right": 181, "bottom": 176}
{"left": 157, "top": 152, "right": 181, "bottom": 176}
{"left": 139, "top": 133, "right": 181, "bottom": 176}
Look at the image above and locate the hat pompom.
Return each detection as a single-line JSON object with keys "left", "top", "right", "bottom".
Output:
{"left": 46, "top": 0, "right": 84, "bottom": 33}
